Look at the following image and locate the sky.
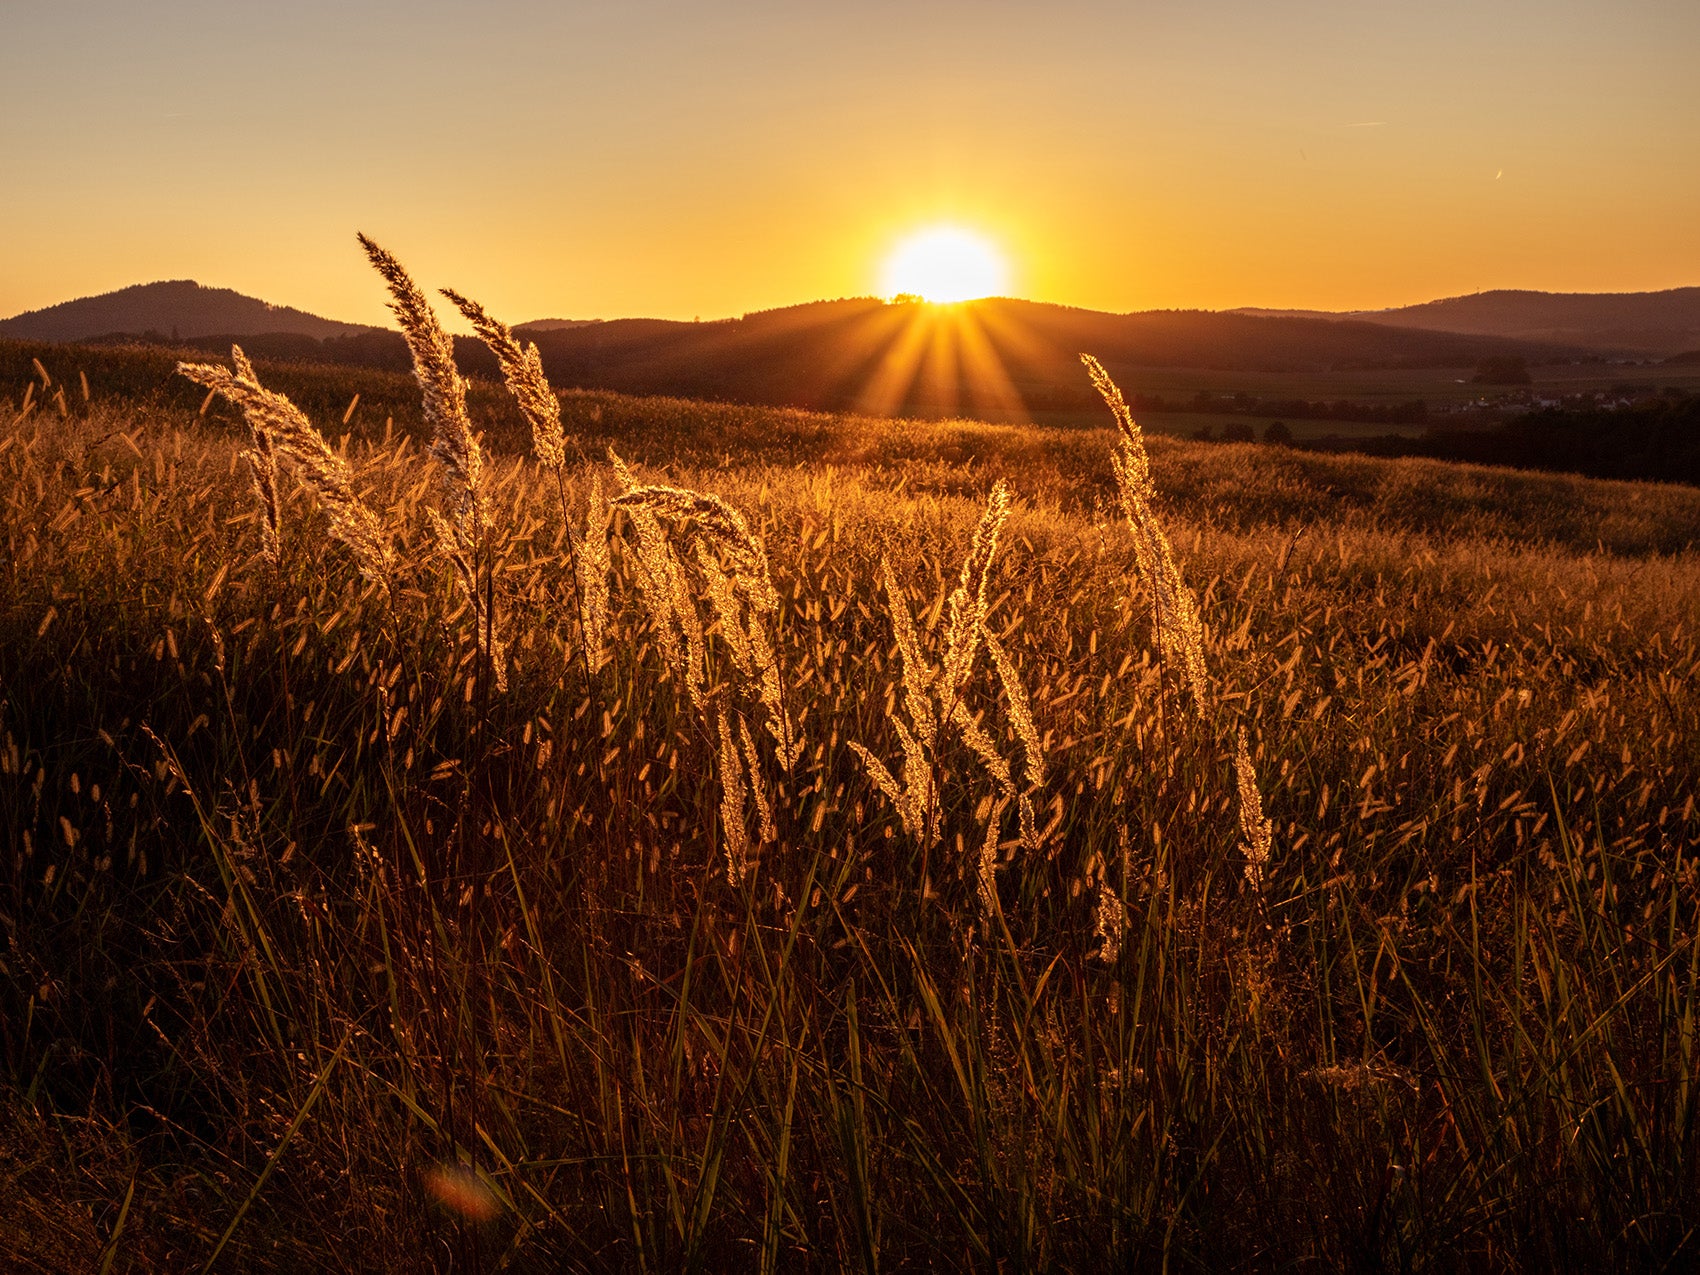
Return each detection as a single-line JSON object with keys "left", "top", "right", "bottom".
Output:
{"left": 3, "top": 0, "right": 1697, "bottom": 326}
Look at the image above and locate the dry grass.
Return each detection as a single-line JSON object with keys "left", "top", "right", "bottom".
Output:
{"left": 2, "top": 310, "right": 1699, "bottom": 1270}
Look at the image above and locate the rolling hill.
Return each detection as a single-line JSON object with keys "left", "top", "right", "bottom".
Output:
{"left": 0, "top": 280, "right": 377, "bottom": 343}
{"left": 491, "top": 297, "right": 1577, "bottom": 416}
{"left": 0, "top": 281, "right": 1646, "bottom": 420}
{"left": 1235, "top": 287, "right": 1700, "bottom": 356}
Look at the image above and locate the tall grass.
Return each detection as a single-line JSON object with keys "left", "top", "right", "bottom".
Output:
{"left": 1, "top": 282, "right": 1699, "bottom": 1269}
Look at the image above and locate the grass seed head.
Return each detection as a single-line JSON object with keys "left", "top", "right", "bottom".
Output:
{"left": 1085, "top": 355, "right": 1209, "bottom": 714}
{"left": 177, "top": 353, "right": 390, "bottom": 588}
{"left": 441, "top": 287, "right": 568, "bottom": 471}
{"left": 358, "top": 234, "right": 488, "bottom": 532}
{"left": 1235, "top": 727, "right": 1274, "bottom": 891}
{"left": 942, "top": 480, "right": 1010, "bottom": 697}
{"left": 1093, "top": 877, "right": 1127, "bottom": 963}
{"left": 977, "top": 803, "right": 1004, "bottom": 918}
{"left": 717, "top": 706, "right": 750, "bottom": 884}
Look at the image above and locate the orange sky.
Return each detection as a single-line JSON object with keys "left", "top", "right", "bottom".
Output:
{"left": 3, "top": 1, "right": 1697, "bottom": 327}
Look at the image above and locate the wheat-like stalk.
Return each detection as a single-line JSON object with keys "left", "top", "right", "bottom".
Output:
{"left": 697, "top": 539, "right": 754, "bottom": 677}
{"left": 177, "top": 350, "right": 390, "bottom": 588}
{"left": 1081, "top": 355, "right": 1209, "bottom": 714}
{"left": 884, "top": 558, "right": 939, "bottom": 750}
{"left": 853, "top": 483, "right": 1033, "bottom": 865}
{"left": 977, "top": 799, "right": 1007, "bottom": 919}
{"left": 941, "top": 480, "right": 1010, "bottom": 698}
{"left": 848, "top": 564, "right": 942, "bottom": 843}
{"left": 1092, "top": 876, "right": 1127, "bottom": 963}
{"left": 610, "top": 452, "right": 703, "bottom": 706}
{"left": 358, "top": 234, "right": 488, "bottom": 534}
{"left": 716, "top": 706, "right": 750, "bottom": 885}
{"left": 737, "top": 715, "right": 776, "bottom": 845}
{"left": 848, "top": 731, "right": 934, "bottom": 845}
{"left": 615, "top": 477, "right": 800, "bottom": 765}
{"left": 1234, "top": 728, "right": 1274, "bottom": 891}
{"left": 578, "top": 479, "right": 612, "bottom": 668}
{"left": 243, "top": 437, "right": 282, "bottom": 563}
{"left": 224, "top": 347, "right": 282, "bottom": 562}
{"left": 741, "top": 595, "right": 800, "bottom": 770}
{"left": 439, "top": 288, "right": 568, "bottom": 471}
{"left": 984, "top": 627, "right": 1043, "bottom": 789}
{"left": 613, "top": 484, "right": 779, "bottom": 616}
{"left": 439, "top": 286, "right": 604, "bottom": 686}
{"left": 951, "top": 701, "right": 1014, "bottom": 798}
{"left": 427, "top": 508, "right": 508, "bottom": 692}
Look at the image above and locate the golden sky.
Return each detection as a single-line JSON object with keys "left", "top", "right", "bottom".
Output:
{"left": 3, "top": 0, "right": 1697, "bottom": 326}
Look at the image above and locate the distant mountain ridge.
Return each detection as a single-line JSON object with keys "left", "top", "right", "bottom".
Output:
{"left": 8, "top": 278, "right": 1697, "bottom": 420}
{"left": 486, "top": 297, "right": 1579, "bottom": 417}
{"left": 0, "top": 280, "right": 377, "bottom": 343}
{"left": 1233, "top": 287, "right": 1700, "bottom": 355}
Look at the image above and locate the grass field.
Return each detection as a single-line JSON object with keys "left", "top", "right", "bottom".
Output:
{"left": 3, "top": 335, "right": 1699, "bottom": 1271}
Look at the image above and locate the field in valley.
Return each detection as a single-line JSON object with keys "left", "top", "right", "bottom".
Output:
{"left": 2, "top": 335, "right": 1699, "bottom": 1270}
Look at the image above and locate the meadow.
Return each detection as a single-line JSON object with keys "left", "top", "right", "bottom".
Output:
{"left": 2, "top": 259, "right": 1699, "bottom": 1271}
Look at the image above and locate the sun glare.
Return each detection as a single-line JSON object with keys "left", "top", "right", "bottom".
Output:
{"left": 881, "top": 226, "right": 1009, "bottom": 304}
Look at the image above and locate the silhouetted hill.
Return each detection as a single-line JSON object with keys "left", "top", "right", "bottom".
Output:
{"left": 3, "top": 282, "right": 1588, "bottom": 419}
{"left": 498, "top": 297, "right": 1574, "bottom": 417}
{"left": 518, "top": 318, "right": 603, "bottom": 332}
{"left": 1235, "top": 288, "right": 1700, "bottom": 356}
{"left": 0, "top": 281, "right": 376, "bottom": 343}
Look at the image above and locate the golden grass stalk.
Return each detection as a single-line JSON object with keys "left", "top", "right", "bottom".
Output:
{"left": 850, "top": 561, "right": 945, "bottom": 842}
{"left": 223, "top": 348, "right": 282, "bottom": 562}
{"left": 1092, "top": 876, "right": 1127, "bottom": 963}
{"left": 1081, "top": 354, "right": 1209, "bottom": 714}
{"left": 697, "top": 539, "right": 753, "bottom": 677}
{"left": 177, "top": 349, "right": 390, "bottom": 588}
{"left": 884, "top": 558, "right": 939, "bottom": 750}
{"left": 980, "top": 627, "right": 1045, "bottom": 851}
{"left": 427, "top": 508, "right": 508, "bottom": 692}
{"left": 737, "top": 716, "right": 776, "bottom": 845}
{"left": 1234, "top": 728, "right": 1274, "bottom": 891}
{"left": 853, "top": 484, "right": 1028, "bottom": 859}
{"left": 941, "top": 480, "right": 1010, "bottom": 697}
{"left": 578, "top": 479, "right": 612, "bottom": 667}
{"left": 742, "top": 598, "right": 800, "bottom": 770}
{"left": 983, "top": 628, "right": 1043, "bottom": 789}
{"left": 243, "top": 433, "right": 283, "bottom": 565}
{"left": 1017, "top": 792, "right": 1039, "bottom": 856}
{"left": 951, "top": 701, "right": 1014, "bottom": 798}
{"left": 612, "top": 483, "right": 779, "bottom": 617}
{"left": 357, "top": 234, "right": 488, "bottom": 534}
{"left": 847, "top": 734, "right": 933, "bottom": 845}
{"left": 615, "top": 476, "right": 800, "bottom": 765}
{"left": 609, "top": 452, "right": 703, "bottom": 707}
{"left": 977, "top": 799, "right": 1008, "bottom": 919}
{"left": 716, "top": 706, "right": 750, "bottom": 885}
{"left": 440, "top": 286, "right": 604, "bottom": 685}
{"left": 439, "top": 288, "right": 568, "bottom": 471}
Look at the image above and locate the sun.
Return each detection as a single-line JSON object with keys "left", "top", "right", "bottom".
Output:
{"left": 880, "top": 226, "right": 1009, "bottom": 304}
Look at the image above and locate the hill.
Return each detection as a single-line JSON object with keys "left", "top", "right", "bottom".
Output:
{"left": 4, "top": 280, "right": 1580, "bottom": 418}
{"left": 1236, "top": 287, "right": 1700, "bottom": 356}
{"left": 0, "top": 280, "right": 376, "bottom": 343}
{"left": 499, "top": 297, "right": 1572, "bottom": 417}
{"left": 15, "top": 280, "right": 1677, "bottom": 424}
